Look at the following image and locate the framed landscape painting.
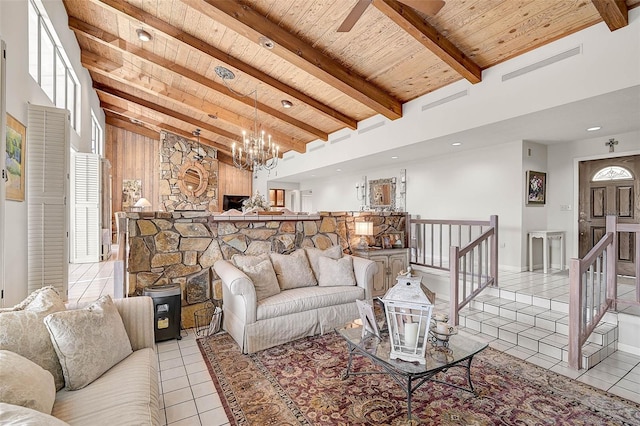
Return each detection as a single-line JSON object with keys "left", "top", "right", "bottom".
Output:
{"left": 5, "top": 114, "right": 26, "bottom": 201}
{"left": 526, "top": 170, "right": 546, "bottom": 205}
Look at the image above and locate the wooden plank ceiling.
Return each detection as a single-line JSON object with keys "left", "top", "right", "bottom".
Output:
{"left": 62, "top": 0, "right": 638, "bottom": 167}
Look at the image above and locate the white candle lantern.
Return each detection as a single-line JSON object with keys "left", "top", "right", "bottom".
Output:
{"left": 381, "top": 275, "right": 433, "bottom": 364}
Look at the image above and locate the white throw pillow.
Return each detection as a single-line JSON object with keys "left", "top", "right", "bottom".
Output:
{"left": 0, "top": 402, "right": 69, "bottom": 426}
{"left": 0, "top": 350, "right": 56, "bottom": 415}
{"left": 305, "top": 245, "right": 343, "bottom": 280}
{"left": 44, "top": 295, "right": 133, "bottom": 390}
{"left": 270, "top": 249, "right": 317, "bottom": 290}
{"left": 232, "top": 253, "right": 270, "bottom": 269}
{"left": 317, "top": 256, "right": 357, "bottom": 287}
{"left": 238, "top": 259, "right": 281, "bottom": 301}
{"left": 0, "top": 286, "right": 67, "bottom": 390}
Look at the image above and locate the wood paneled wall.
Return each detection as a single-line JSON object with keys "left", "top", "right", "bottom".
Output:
{"left": 105, "top": 125, "right": 161, "bottom": 213}
{"left": 217, "top": 162, "right": 253, "bottom": 211}
{"left": 105, "top": 125, "right": 253, "bottom": 216}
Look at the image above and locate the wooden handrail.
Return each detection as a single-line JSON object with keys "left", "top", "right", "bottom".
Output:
{"left": 409, "top": 215, "right": 498, "bottom": 326}
{"left": 578, "top": 233, "right": 613, "bottom": 274}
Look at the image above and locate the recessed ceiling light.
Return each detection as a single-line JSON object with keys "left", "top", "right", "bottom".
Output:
{"left": 452, "top": 142, "right": 462, "bottom": 146}
{"left": 208, "top": 113, "right": 218, "bottom": 119}
{"left": 586, "top": 126, "right": 602, "bottom": 132}
{"left": 336, "top": 168, "right": 342, "bottom": 172}
{"left": 136, "top": 29, "right": 152, "bottom": 42}
{"left": 258, "top": 36, "right": 275, "bottom": 49}
{"left": 281, "top": 100, "right": 293, "bottom": 109}
{"left": 391, "top": 156, "right": 398, "bottom": 159}
{"left": 130, "top": 118, "right": 142, "bottom": 125}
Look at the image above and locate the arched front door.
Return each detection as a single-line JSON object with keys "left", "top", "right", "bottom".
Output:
{"left": 578, "top": 155, "right": 639, "bottom": 277}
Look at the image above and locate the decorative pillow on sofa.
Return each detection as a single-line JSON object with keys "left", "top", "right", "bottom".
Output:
{"left": 232, "top": 253, "right": 270, "bottom": 269}
{"left": 317, "top": 256, "right": 357, "bottom": 287}
{"left": 270, "top": 249, "right": 317, "bottom": 290}
{"left": 0, "top": 402, "right": 69, "bottom": 426}
{"left": 238, "top": 259, "right": 281, "bottom": 301}
{"left": 0, "top": 286, "right": 66, "bottom": 390}
{"left": 0, "top": 350, "right": 56, "bottom": 415}
{"left": 44, "top": 295, "right": 133, "bottom": 390}
{"left": 305, "top": 245, "right": 343, "bottom": 280}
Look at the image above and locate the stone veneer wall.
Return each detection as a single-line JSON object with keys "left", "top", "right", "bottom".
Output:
{"left": 126, "top": 211, "right": 407, "bottom": 328}
{"left": 160, "top": 131, "right": 219, "bottom": 212}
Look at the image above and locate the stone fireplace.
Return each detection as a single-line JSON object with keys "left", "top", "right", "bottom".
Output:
{"left": 159, "top": 131, "right": 219, "bottom": 212}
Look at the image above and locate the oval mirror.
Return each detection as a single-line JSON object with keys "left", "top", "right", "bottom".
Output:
{"left": 177, "top": 161, "right": 209, "bottom": 197}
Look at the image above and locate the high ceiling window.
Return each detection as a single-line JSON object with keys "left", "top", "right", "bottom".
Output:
{"left": 91, "top": 111, "right": 104, "bottom": 157}
{"left": 28, "top": 0, "right": 80, "bottom": 131}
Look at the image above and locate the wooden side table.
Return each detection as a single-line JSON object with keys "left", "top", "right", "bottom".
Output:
{"left": 528, "top": 230, "right": 565, "bottom": 273}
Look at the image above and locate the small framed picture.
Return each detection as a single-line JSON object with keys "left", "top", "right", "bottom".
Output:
{"left": 526, "top": 170, "right": 546, "bottom": 205}
{"left": 381, "top": 235, "right": 392, "bottom": 249}
{"left": 386, "top": 231, "right": 404, "bottom": 248}
{"left": 356, "top": 299, "right": 380, "bottom": 339}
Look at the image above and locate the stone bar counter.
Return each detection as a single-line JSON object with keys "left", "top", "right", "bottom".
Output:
{"left": 126, "top": 210, "right": 407, "bottom": 328}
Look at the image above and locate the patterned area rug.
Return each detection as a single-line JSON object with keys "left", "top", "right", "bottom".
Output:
{"left": 197, "top": 332, "right": 640, "bottom": 425}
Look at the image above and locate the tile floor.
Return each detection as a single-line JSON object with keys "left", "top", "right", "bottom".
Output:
{"left": 68, "top": 251, "right": 640, "bottom": 426}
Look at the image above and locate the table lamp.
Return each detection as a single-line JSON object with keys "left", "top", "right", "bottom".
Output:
{"left": 355, "top": 221, "right": 374, "bottom": 249}
{"left": 133, "top": 197, "right": 152, "bottom": 211}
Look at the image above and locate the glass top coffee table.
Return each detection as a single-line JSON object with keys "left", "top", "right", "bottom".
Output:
{"left": 336, "top": 325, "right": 488, "bottom": 421}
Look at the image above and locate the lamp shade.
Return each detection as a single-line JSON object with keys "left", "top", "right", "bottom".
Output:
{"left": 134, "top": 197, "right": 152, "bottom": 208}
{"left": 355, "top": 221, "right": 373, "bottom": 236}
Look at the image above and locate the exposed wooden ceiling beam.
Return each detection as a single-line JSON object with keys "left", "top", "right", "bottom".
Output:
{"left": 372, "top": 0, "right": 482, "bottom": 84}
{"left": 68, "top": 17, "right": 328, "bottom": 142}
{"left": 92, "top": 0, "right": 357, "bottom": 130}
{"left": 590, "top": 0, "right": 628, "bottom": 31}
{"left": 81, "top": 51, "right": 304, "bottom": 150}
{"left": 101, "top": 104, "right": 236, "bottom": 159}
{"left": 188, "top": 0, "right": 403, "bottom": 120}
{"left": 105, "top": 113, "right": 159, "bottom": 140}
{"left": 94, "top": 82, "right": 306, "bottom": 154}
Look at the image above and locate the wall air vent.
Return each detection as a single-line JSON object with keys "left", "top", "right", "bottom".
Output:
{"left": 283, "top": 153, "right": 295, "bottom": 161}
{"left": 358, "top": 121, "right": 385, "bottom": 134}
{"left": 502, "top": 46, "right": 582, "bottom": 82}
{"left": 309, "top": 144, "right": 325, "bottom": 152}
{"left": 330, "top": 134, "right": 351, "bottom": 144}
{"left": 421, "top": 90, "right": 468, "bottom": 111}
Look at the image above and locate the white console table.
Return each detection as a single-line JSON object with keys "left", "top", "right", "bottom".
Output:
{"left": 528, "top": 230, "right": 565, "bottom": 273}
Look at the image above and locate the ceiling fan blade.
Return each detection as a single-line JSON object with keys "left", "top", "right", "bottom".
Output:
{"left": 398, "top": 0, "right": 445, "bottom": 16}
{"left": 337, "top": 0, "right": 373, "bottom": 32}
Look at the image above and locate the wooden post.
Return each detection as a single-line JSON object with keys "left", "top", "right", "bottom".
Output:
{"left": 450, "top": 246, "right": 460, "bottom": 326}
{"left": 568, "top": 258, "right": 582, "bottom": 370}
{"left": 606, "top": 216, "right": 617, "bottom": 309}
{"left": 490, "top": 215, "right": 498, "bottom": 287}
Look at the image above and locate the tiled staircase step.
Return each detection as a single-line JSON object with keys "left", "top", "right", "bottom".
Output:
{"left": 456, "top": 292, "right": 618, "bottom": 370}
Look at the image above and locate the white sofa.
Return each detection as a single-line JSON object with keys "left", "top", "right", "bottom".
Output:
{"left": 215, "top": 251, "right": 377, "bottom": 354}
{"left": 0, "top": 293, "right": 160, "bottom": 426}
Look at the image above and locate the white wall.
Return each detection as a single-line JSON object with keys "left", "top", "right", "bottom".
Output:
{"left": 522, "top": 142, "right": 549, "bottom": 269}
{"left": 0, "top": 0, "right": 104, "bottom": 306}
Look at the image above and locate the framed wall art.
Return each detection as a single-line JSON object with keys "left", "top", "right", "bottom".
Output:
{"left": 526, "top": 170, "right": 546, "bottom": 205}
{"left": 122, "top": 179, "right": 142, "bottom": 210}
{"left": 5, "top": 114, "right": 26, "bottom": 201}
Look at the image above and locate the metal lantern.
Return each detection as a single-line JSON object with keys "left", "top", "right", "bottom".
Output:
{"left": 381, "top": 275, "right": 433, "bottom": 364}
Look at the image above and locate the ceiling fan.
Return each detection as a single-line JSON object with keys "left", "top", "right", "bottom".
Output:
{"left": 337, "top": 0, "right": 445, "bottom": 32}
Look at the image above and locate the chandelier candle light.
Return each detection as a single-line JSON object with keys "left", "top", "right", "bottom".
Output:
{"left": 214, "top": 65, "right": 279, "bottom": 171}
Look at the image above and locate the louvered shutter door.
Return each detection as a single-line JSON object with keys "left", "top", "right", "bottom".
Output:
{"left": 27, "top": 105, "right": 69, "bottom": 299}
{"left": 70, "top": 152, "right": 100, "bottom": 263}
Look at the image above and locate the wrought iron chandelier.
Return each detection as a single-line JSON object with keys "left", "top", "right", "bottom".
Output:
{"left": 214, "top": 66, "right": 279, "bottom": 172}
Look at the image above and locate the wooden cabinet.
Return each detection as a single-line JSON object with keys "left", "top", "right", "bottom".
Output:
{"left": 354, "top": 248, "right": 409, "bottom": 297}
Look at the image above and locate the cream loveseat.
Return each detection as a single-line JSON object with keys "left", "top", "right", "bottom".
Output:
{"left": 214, "top": 246, "right": 377, "bottom": 353}
{"left": 0, "top": 287, "right": 160, "bottom": 425}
